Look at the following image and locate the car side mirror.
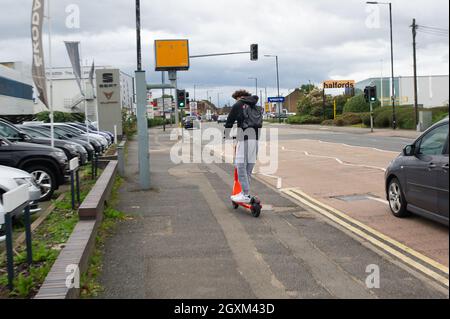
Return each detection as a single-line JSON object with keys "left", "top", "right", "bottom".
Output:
{"left": 19, "top": 132, "right": 31, "bottom": 141}
{"left": 403, "top": 145, "right": 415, "bottom": 156}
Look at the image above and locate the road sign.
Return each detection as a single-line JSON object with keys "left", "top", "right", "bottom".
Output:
{"left": 154, "top": 39, "right": 190, "bottom": 71}
{"left": 268, "top": 97, "right": 285, "bottom": 103}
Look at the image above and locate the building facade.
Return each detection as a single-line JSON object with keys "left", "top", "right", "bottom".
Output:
{"left": 0, "top": 62, "right": 34, "bottom": 115}
{"left": 356, "top": 75, "right": 449, "bottom": 108}
{"left": 283, "top": 89, "right": 302, "bottom": 113}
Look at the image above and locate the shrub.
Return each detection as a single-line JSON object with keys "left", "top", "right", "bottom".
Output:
{"left": 343, "top": 95, "right": 380, "bottom": 113}
{"left": 148, "top": 117, "right": 171, "bottom": 127}
{"left": 122, "top": 111, "right": 137, "bottom": 139}
{"left": 287, "top": 115, "right": 322, "bottom": 125}
{"left": 321, "top": 119, "right": 334, "bottom": 126}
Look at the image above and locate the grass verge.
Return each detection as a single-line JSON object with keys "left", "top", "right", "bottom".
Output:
{"left": 0, "top": 166, "right": 99, "bottom": 299}
{"left": 79, "top": 175, "right": 126, "bottom": 298}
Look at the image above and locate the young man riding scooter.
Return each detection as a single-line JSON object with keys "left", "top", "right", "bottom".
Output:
{"left": 224, "top": 90, "right": 263, "bottom": 204}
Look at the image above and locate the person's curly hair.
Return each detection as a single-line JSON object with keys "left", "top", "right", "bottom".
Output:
{"left": 232, "top": 90, "right": 251, "bottom": 100}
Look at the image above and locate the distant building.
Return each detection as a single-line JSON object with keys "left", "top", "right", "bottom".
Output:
{"left": 283, "top": 88, "right": 302, "bottom": 113}
{"left": 0, "top": 62, "right": 34, "bottom": 115}
{"left": 356, "top": 75, "right": 449, "bottom": 108}
{"left": 33, "top": 66, "right": 135, "bottom": 121}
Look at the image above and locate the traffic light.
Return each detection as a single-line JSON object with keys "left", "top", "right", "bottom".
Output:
{"left": 186, "top": 92, "right": 190, "bottom": 106}
{"left": 250, "top": 44, "right": 258, "bottom": 61}
{"left": 177, "top": 89, "right": 186, "bottom": 109}
{"left": 364, "top": 86, "right": 377, "bottom": 103}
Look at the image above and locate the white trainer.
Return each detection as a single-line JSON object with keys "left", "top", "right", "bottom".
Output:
{"left": 231, "top": 193, "right": 252, "bottom": 204}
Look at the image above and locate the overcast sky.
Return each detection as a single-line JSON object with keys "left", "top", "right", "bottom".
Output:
{"left": 0, "top": 0, "right": 448, "bottom": 105}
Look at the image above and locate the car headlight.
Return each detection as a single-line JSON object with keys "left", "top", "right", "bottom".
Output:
{"left": 14, "top": 177, "right": 36, "bottom": 188}
{"left": 51, "top": 151, "right": 68, "bottom": 163}
{"left": 64, "top": 144, "right": 79, "bottom": 154}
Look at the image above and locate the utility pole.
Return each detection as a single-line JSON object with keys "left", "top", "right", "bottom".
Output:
{"left": 389, "top": 3, "right": 397, "bottom": 130}
{"left": 162, "top": 72, "right": 166, "bottom": 132}
{"left": 411, "top": 18, "right": 419, "bottom": 128}
{"left": 366, "top": 2, "right": 397, "bottom": 129}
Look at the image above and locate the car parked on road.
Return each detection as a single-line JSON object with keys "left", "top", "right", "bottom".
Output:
{"left": 0, "top": 136, "right": 69, "bottom": 201}
{"left": 385, "top": 117, "right": 449, "bottom": 225}
{"left": 217, "top": 115, "right": 228, "bottom": 124}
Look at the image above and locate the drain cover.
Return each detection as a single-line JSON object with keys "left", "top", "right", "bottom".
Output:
{"left": 332, "top": 194, "right": 370, "bottom": 202}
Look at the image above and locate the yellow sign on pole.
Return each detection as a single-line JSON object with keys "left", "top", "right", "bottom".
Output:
{"left": 154, "top": 39, "right": 190, "bottom": 71}
{"left": 333, "top": 99, "right": 337, "bottom": 119}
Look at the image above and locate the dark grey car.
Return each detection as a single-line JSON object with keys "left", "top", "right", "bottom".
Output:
{"left": 385, "top": 118, "right": 449, "bottom": 226}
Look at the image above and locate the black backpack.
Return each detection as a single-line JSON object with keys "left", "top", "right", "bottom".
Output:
{"left": 242, "top": 103, "right": 263, "bottom": 129}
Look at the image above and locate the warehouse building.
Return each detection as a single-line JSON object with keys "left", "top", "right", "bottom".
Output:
{"left": 356, "top": 75, "right": 449, "bottom": 108}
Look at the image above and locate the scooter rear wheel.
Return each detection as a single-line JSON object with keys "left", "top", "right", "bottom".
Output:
{"left": 232, "top": 202, "right": 239, "bottom": 210}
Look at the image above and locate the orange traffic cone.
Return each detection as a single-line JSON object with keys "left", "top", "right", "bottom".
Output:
{"left": 232, "top": 168, "right": 242, "bottom": 196}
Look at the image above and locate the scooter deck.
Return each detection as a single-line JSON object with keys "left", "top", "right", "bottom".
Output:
{"left": 231, "top": 168, "right": 262, "bottom": 217}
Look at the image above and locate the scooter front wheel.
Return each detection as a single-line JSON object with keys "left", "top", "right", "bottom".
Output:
{"left": 251, "top": 204, "right": 262, "bottom": 218}
{"left": 232, "top": 202, "right": 239, "bottom": 210}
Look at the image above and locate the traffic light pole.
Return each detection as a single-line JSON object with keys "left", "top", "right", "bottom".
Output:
{"left": 370, "top": 101, "right": 374, "bottom": 133}
{"left": 168, "top": 71, "right": 180, "bottom": 138}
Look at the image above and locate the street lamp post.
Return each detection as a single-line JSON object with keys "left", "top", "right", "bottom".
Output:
{"left": 265, "top": 55, "right": 281, "bottom": 123}
{"left": 367, "top": 1, "right": 397, "bottom": 129}
{"left": 217, "top": 92, "right": 223, "bottom": 108}
{"left": 248, "top": 77, "right": 258, "bottom": 98}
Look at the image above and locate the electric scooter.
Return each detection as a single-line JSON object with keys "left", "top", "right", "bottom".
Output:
{"left": 230, "top": 142, "right": 262, "bottom": 218}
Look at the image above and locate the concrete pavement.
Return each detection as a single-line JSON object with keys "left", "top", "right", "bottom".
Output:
{"left": 98, "top": 127, "right": 447, "bottom": 299}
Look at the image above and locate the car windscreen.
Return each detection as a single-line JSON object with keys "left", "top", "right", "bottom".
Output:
{"left": 19, "top": 127, "right": 48, "bottom": 138}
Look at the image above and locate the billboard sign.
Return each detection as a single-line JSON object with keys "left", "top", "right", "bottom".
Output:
{"left": 155, "top": 39, "right": 190, "bottom": 71}
{"left": 323, "top": 80, "right": 355, "bottom": 89}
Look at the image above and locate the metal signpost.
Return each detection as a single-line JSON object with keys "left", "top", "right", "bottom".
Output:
{"left": 69, "top": 157, "right": 81, "bottom": 210}
{"left": 2, "top": 185, "right": 32, "bottom": 290}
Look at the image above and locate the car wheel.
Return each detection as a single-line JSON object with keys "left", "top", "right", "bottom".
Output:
{"left": 388, "top": 178, "right": 410, "bottom": 218}
{"left": 25, "top": 165, "right": 56, "bottom": 202}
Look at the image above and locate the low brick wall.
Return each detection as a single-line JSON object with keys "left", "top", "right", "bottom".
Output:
{"left": 34, "top": 160, "right": 118, "bottom": 299}
{"left": 78, "top": 161, "right": 118, "bottom": 220}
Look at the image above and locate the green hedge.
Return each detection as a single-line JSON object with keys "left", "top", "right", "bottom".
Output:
{"left": 148, "top": 117, "right": 172, "bottom": 128}
{"left": 322, "top": 113, "right": 370, "bottom": 127}
{"left": 287, "top": 115, "right": 322, "bottom": 125}
{"left": 35, "top": 111, "right": 85, "bottom": 123}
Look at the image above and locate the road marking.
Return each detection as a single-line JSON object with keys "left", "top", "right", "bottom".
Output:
{"left": 283, "top": 148, "right": 387, "bottom": 172}
{"left": 282, "top": 188, "right": 449, "bottom": 287}
{"left": 367, "top": 197, "right": 389, "bottom": 205}
{"left": 315, "top": 139, "right": 400, "bottom": 154}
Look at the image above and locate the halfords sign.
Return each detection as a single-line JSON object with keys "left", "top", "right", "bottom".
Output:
{"left": 323, "top": 80, "right": 355, "bottom": 89}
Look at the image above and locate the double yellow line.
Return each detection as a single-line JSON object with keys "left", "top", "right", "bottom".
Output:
{"left": 282, "top": 188, "right": 449, "bottom": 288}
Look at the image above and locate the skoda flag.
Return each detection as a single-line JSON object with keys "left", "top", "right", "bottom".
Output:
{"left": 31, "top": 0, "right": 48, "bottom": 108}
